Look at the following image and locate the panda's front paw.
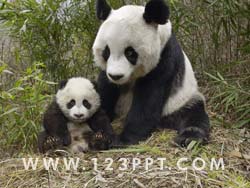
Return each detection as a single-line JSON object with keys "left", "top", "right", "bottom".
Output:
{"left": 38, "top": 131, "right": 62, "bottom": 153}
{"left": 89, "top": 132, "right": 112, "bottom": 150}
{"left": 174, "top": 127, "right": 209, "bottom": 147}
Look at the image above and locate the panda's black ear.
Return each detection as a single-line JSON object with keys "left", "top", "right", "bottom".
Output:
{"left": 58, "top": 79, "right": 68, "bottom": 90}
{"left": 91, "top": 80, "right": 99, "bottom": 93}
{"left": 96, "top": 0, "right": 111, "bottom": 21}
{"left": 143, "top": 0, "right": 170, "bottom": 25}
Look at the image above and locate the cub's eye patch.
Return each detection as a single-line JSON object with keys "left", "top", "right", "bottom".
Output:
{"left": 125, "top": 46, "right": 138, "bottom": 65}
{"left": 67, "top": 99, "right": 75, "bottom": 109}
{"left": 102, "top": 45, "right": 110, "bottom": 62}
{"left": 82, "top": 99, "right": 91, "bottom": 109}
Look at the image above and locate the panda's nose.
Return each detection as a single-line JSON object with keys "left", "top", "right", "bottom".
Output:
{"left": 74, "top": 114, "right": 84, "bottom": 118}
{"left": 108, "top": 74, "right": 124, "bottom": 81}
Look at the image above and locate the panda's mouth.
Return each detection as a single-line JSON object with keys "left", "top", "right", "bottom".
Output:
{"left": 71, "top": 117, "right": 86, "bottom": 123}
{"left": 109, "top": 78, "right": 128, "bottom": 85}
{"left": 107, "top": 73, "right": 131, "bottom": 85}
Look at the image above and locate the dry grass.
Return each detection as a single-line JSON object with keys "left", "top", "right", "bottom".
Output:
{"left": 0, "top": 120, "right": 249, "bottom": 188}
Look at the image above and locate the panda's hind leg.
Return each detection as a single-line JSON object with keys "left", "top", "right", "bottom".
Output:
{"left": 162, "top": 100, "right": 210, "bottom": 147}
{"left": 69, "top": 139, "right": 89, "bottom": 153}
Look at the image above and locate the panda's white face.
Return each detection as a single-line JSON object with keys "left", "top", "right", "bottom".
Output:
{"left": 56, "top": 77, "right": 100, "bottom": 123}
{"left": 93, "top": 5, "right": 172, "bottom": 85}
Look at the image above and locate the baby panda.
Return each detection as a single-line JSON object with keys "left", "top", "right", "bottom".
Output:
{"left": 38, "top": 77, "right": 114, "bottom": 153}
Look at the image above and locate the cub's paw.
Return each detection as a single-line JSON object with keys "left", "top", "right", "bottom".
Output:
{"left": 89, "top": 132, "right": 112, "bottom": 150}
{"left": 38, "top": 131, "right": 62, "bottom": 153}
{"left": 174, "top": 127, "right": 209, "bottom": 147}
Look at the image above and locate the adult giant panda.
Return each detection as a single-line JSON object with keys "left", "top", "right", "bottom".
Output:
{"left": 93, "top": 0, "right": 210, "bottom": 147}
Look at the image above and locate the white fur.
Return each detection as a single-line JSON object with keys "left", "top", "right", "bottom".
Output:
{"left": 56, "top": 77, "right": 100, "bottom": 153}
{"left": 93, "top": 5, "right": 172, "bottom": 85}
{"left": 67, "top": 122, "right": 92, "bottom": 153}
{"left": 93, "top": 4, "right": 202, "bottom": 116}
{"left": 56, "top": 77, "right": 100, "bottom": 122}
{"left": 162, "top": 53, "right": 204, "bottom": 115}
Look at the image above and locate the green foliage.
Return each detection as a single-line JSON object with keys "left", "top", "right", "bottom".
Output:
{"left": 0, "top": 0, "right": 99, "bottom": 80}
{"left": 205, "top": 70, "right": 250, "bottom": 128}
{"left": 169, "top": 0, "right": 249, "bottom": 70}
{"left": 0, "top": 62, "right": 54, "bottom": 152}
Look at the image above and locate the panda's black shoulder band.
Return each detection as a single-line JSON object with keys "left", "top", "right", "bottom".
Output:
{"left": 143, "top": 0, "right": 170, "bottom": 25}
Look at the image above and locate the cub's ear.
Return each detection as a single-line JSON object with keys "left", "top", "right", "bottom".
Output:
{"left": 91, "top": 80, "right": 99, "bottom": 93}
{"left": 58, "top": 79, "right": 68, "bottom": 90}
{"left": 143, "top": 0, "right": 170, "bottom": 25}
{"left": 96, "top": 0, "right": 111, "bottom": 21}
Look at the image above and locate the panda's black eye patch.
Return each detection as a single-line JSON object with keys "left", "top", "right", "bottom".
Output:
{"left": 125, "top": 46, "right": 138, "bottom": 65}
{"left": 83, "top": 99, "right": 91, "bottom": 109}
{"left": 102, "top": 45, "right": 110, "bottom": 62}
{"left": 67, "top": 99, "right": 75, "bottom": 109}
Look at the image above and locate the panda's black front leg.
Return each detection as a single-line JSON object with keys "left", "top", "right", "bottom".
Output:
{"left": 97, "top": 71, "right": 120, "bottom": 121}
{"left": 119, "top": 80, "right": 167, "bottom": 145}
{"left": 87, "top": 108, "right": 115, "bottom": 150}
{"left": 43, "top": 101, "right": 71, "bottom": 147}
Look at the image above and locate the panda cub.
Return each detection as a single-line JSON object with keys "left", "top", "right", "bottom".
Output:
{"left": 38, "top": 77, "right": 114, "bottom": 153}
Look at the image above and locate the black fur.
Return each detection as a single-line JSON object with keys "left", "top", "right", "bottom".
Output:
{"left": 162, "top": 100, "right": 210, "bottom": 147}
{"left": 125, "top": 46, "right": 138, "bottom": 65}
{"left": 97, "top": 34, "right": 210, "bottom": 146}
{"left": 87, "top": 108, "right": 114, "bottom": 137}
{"left": 59, "top": 80, "right": 68, "bottom": 90}
{"left": 143, "top": 0, "right": 170, "bottom": 25}
{"left": 43, "top": 101, "right": 71, "bottom": 145}
{"left": 38, "top": 131, "right": 63, "bottom": 153}
{"left": 97, "top": 71, "right": 120, "bottom": 121}
{"left": 88, "top": 109, "right": 115, "bottom": 150}
{"left": 102, "top": 45, "right": 110, "bottom": 62}
{"left": 38, "top": 100, "right": 71, "bottom": 153}
{"left": 96, "top": 0, "right": 111, "bottom": 21}
{"left": 91, "top": 80, "right": 98, "bottom": 91}
{"left": 89, "top": 131, "right": 112, "bottom": 150}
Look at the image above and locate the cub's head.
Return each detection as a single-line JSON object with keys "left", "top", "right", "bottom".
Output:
{"left": 93, "top": 0, "right": 172, "bottom": 85}
{"left": 56, "top": 77, "right": 100, "bottom": 123}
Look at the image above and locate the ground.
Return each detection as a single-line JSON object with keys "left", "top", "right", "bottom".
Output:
{"left": 0, "top": 118, "right": 249, "bottom": 188}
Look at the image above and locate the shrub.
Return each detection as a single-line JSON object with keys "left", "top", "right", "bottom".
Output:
{"left": 0, "top": 0, "right": 99, "bottom": 80}
{"left": 0, "top": 62, "right": 54, "bottom": 152}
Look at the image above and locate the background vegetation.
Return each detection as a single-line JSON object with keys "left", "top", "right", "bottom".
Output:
{"left": 0, "top": 0, "right": 249, "bottom": 153}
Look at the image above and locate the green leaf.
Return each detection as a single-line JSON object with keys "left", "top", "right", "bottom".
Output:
{"left": 236, "top": 119, "right": 250, "bottom": 128}
{"left": 0, "top": 107, "right": 19, "bottom": 118}
{"left": 187, "top": 140, "right": 198, "bottom": 151}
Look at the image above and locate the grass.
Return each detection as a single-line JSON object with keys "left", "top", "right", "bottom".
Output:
{"left": 0, "top": 125, "right": 249, "bottom": 188}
